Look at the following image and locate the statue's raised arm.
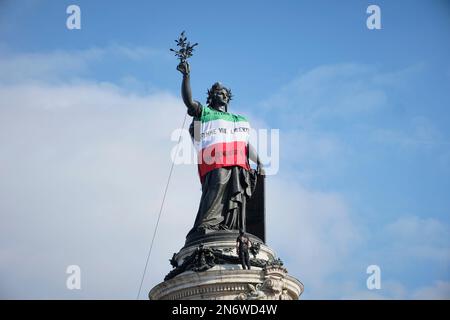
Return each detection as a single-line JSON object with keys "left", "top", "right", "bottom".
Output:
{"left": 170, "top": 31, "right": 201, "bottom": 117}
{"left": 177, "top": 61, "right": 202, "bottom": 117}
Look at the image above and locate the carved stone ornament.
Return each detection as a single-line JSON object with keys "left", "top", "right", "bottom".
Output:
{"left": 164, "top": 243, "right": 277, "bottom": 281}
{"left": 235, "top": 266, "right": 293, "bottom": 300}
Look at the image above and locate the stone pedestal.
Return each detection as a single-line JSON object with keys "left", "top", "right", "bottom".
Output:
{"left": 149, "top": 233, "right": 303, "bottom": 300}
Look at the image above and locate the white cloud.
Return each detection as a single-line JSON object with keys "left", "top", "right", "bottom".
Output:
{"left": 0, "top": 47, "right": 102, "bottom": 83}
{"left": 0, "top": 43, "right": 168, "bottom": 84}
{"left": 278, "top": 129, "right": 351, "bottom": 184}
{"left": 385, "top": 216, "right": 449, "bottom": 244}
{"left": 383, "top": 216, "right": 450, "bottom": 263}
{"left": 372, "top": 116, "right": 449, "bottom": 148}
{"left": 0, "top": 80, "right": 199, "bottom": 298}
{"left": 341, "top": 280, "right": 450, "bottom": 300}
{"left": 257, "top": 63, "right": 419, "bottom": 183}
{"left": 0, "top": 45, "right": 196, "bottom": 298}
{"left": 261, "top": 63, "right": 390, "bottom": 126}
{"left": 341, "top": 280, "right": 408, "bottom": 300}
{"left": 266, "top": 178, "right": 363, "bottom": 298}
{"left": 412, "top": 281, "right": 450, "bottom": 299}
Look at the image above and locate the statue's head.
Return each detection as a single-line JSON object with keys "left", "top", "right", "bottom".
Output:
{"left": 207, "top": 82, "right": 232, "bottom": 112}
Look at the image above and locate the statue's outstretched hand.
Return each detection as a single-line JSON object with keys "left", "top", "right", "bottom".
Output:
{"left": 177, "top": 61, "right": 190, "bottom": 76}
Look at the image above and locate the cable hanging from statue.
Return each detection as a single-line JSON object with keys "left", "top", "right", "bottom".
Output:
{"left": 136, "top": 31, "right": 197, "bottom": 299}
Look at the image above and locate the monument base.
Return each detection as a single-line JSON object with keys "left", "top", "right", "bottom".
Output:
{"left": 149, "top": 266, "right": 303, "bottom": 300}
{"left": 149, "top": 239, "right": 303, "bottom": 300}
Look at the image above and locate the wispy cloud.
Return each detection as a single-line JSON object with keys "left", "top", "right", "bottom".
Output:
{"left": 267, "top": 178, "right": 363, "bottom": 298}
{"left": 0, "top": 43, "right": 169, "bottom": 84}
{"left": 261, "top": 63, "right": 394, "bottom": 127}
{"left": 412, "top": 281, "right": 450, "bottom": 299}
{"left": 383, "top": 216, "right": 450, "bottom": 263}
{"left": 342, "top": 280, "right": 450, "bottom": 300}
{"left": 372, "top": 116, "right": 450, "bottom": 148}
{"left": 0, "top": 47, "right": 102, "bottom": 83}
{"left": 0, "top": 80, "right": 194, "bottom": 298}
{"left": 258, "top": 62, "right": 450, "bottom": 299}
{"left": 257, "top": 63, "right": 426, "bottom": 183}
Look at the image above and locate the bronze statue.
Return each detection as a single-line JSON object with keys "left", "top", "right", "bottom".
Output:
{"left": 171, "top": 32, "right": 264, "bottom": 241}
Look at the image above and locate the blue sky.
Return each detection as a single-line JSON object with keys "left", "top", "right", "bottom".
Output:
{"left": 0, "top": 0, "right": 449, "bottom": 299}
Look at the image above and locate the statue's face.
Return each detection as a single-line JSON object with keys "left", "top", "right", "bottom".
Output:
{"left": 211, "top": 88, "right": 229, "bottom": 112}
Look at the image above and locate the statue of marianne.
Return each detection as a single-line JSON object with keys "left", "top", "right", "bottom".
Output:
{"left": 176, "top": 61, "right": 264, "bottom": 239}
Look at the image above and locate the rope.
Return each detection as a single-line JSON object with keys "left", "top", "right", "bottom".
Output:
{"left": 136, "top": 112, "right": 188, "bottom": 300}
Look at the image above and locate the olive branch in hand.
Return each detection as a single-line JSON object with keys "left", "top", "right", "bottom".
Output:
{"left": 170, "top": 31, "right": 198, "bottom": 63}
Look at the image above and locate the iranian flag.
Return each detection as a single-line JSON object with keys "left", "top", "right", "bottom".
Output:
{"left": 193, "top": 106, "right": 251, "bottom": 182}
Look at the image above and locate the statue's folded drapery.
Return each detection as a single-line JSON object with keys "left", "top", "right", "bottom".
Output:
{"left": 187, "top": 166, "right": 256, "bottom": 237}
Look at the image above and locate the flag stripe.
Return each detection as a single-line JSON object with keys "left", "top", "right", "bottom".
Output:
{"left": 193, "top": 119, "right": 250, "bottom": 150}
{"left": 201, "top": 107, "right": 248, "bottom": 123}
{"left": 197, "top": 141, "right": 250, "bottom": 178}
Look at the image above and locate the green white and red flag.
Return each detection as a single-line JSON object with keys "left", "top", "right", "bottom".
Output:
{"left": 193, "top": 106, "right": 251, "bottom": 182}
